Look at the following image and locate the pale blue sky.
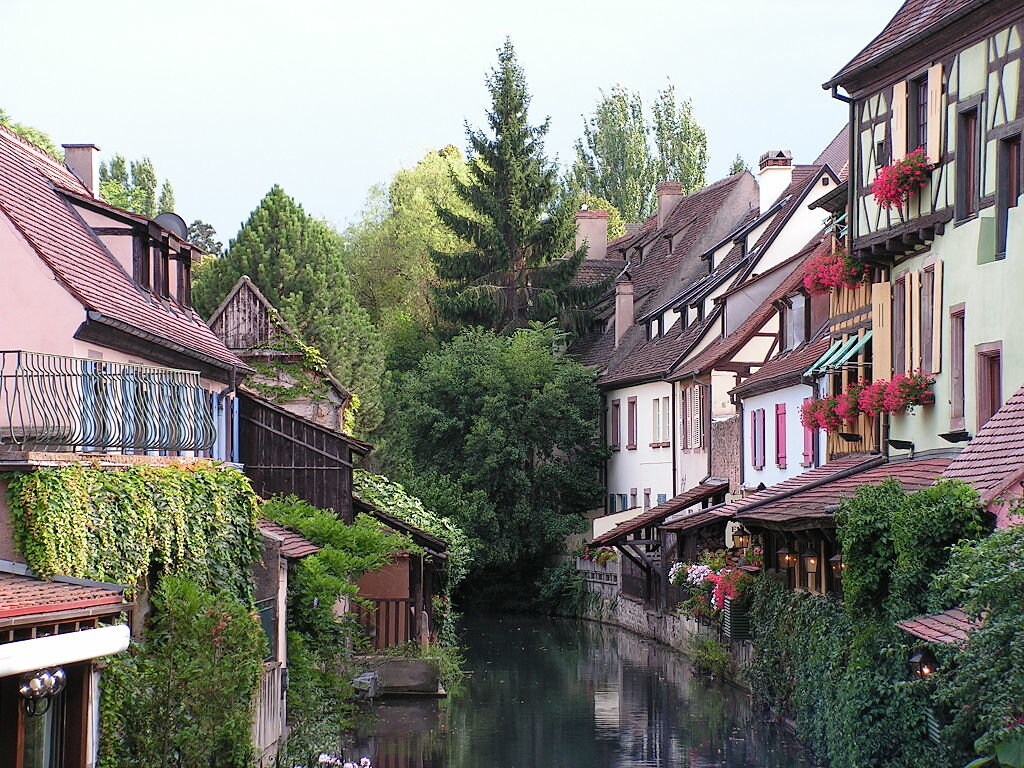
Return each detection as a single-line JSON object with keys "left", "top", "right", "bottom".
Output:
{"left": 5, "top": 0, "right": 901, "bottom": 242}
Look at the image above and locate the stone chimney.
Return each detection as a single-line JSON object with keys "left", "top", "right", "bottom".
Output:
{"left": 62, "top": 144, "right": 100, "bottom": 196}
{"left": 575, "top": 209, "right": 609, "bottom": 260}
{"left": 757, "top": 150, "right": 793, "bottom": 211}
{"left": 614, "top": 273, "right": 634, "bottom": 348}
{"left": 656, "top": 181, "right": 685, "bottom": 229}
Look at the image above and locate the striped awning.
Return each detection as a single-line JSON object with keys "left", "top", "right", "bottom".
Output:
{"left": 804, "top": 331, "right": 872, "bottom": 376}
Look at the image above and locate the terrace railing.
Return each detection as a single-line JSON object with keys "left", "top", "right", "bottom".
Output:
{"left": 0, "top": 350, "right": 216, "bottom": 452}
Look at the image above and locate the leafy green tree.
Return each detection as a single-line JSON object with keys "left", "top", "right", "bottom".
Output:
{"left": 385, "top": 324, "right": 606, "bottom": 603}
{"left": 186, "top": 219, "right": 222, "bottom": 255}
{"left": 728, "top": 154, "right": 748, "bottom": 174}
{"left": 192, "top": 186, "right": 387, "bottom": 434}
{"left": 0, "top": 108, "right": 62, "bottom": 160}
{"left": 99, "top": 154, "right": 173, "bottom": 218}
{"left": 572, "top": 82, "right": 709, "bottom": 221}
{"left": 432, "top": 39, "right": 602, "bottom": 335}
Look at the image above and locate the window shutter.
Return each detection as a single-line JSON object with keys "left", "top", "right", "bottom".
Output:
{"left": 892, "top": 80, "right": 908, "bottom": 161}
{"left": 662, "top": 396, "right": 671, "bottom": 446}
{"left": 691, "top": 386, "right": 702, "bottom": 449}
{"left": 680, "top": 387, "right": 689, "bottom": 449}
{"left": 652, "top": 398, "right": 661, "bottom": 443}
{"left": 750, "top": 410, "right": 758, "bottom": 470}
{"left": 904, "top": 275, "right": 914, "bottom": 374}
{"left": 775, "top": 404, "right": 787, "bottom": 468}
{"left": 872, "top": 281, "right": 892, "bottom": 379}
{"left": 910, "top": 270, "right": 922, "bottom": 372}
{"left": 611, "top": 399, "right": 621, "bottom": 449}
{"left": 927, "top": 63, "right": 943, "bottom": 160}
{"left": 627, "top": 397, "right": 637, "bottom": 449}
{"left": 757, "top": 409, "right": 766, "bottom": 470}
{"left": 802, "top": 398, "right": 814, "bottom": 467}
{"left": 932, "top": 260, "right": 943, "bottom": 373}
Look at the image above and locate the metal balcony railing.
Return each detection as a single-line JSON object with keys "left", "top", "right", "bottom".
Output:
{"left": 0, "top": 350, "right": 216, "bottom": 451}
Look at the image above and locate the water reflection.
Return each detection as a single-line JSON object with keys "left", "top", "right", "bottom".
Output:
{"left": 350, "top": 616, "right": 816, "bottom": 768}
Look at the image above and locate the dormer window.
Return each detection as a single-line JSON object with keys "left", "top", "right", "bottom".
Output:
{"left": 781, "top": 293, "right": 809, "bottom": 351}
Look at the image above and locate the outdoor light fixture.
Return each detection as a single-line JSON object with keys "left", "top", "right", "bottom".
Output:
{"left": 776, "top": 546, "right": 797, "bottom": 570}
{"left": 908, "top": 650, "right": 937, "bottom": 679}
{"left": 829, "top": 553, "right": 844, "bottom": 575}
{"left": 733, "top": 529, "right": 751, "bottom": 549}
{"left": 18, "top": 666, "right": 67, "bottom": 717}
{"left": 802, "top": 549, "right": 819, "bottom": 574}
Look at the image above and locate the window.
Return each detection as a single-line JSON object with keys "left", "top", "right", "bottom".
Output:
{"left": 657, "top": 493, "right": 668, "bottom": 505}
{"left": 977, "top": 343, "right": 1002, "bottom": 428}
{"left": 643, "top": 488, "right": 651, "bottom": 510}
{"left": 626, "top": 397, "right": 637, "bottom": 450}
{"left": 921, "top": 266, "right": 935, "bottom": 373}
{"left": 957, "top": 107, "right": 980, "bottom": 219}
{"left": 651, "top": 395, "right": 670, "bottom": 446}
{"left": 875, "top": 139, "right": 888, "bottom": 169}
{"left": 950, "top": 306, "right": 966, "bottom": 429}
{"left": 133, "top": 235, "right": 150, "bottom": 289}
{"left": 610, "top": 399, "right": 621, "bottom": 450}
{"left": 680, "top": 384, "right": 703, "bottom": 449}
{"left": 619, "top": 493, "right": 629, "bottom": 511}
{"left": 782, "top": 294, "right": 808, "bottom": 351}
{"left": 177, "top": 256, "right": 192, "bottom": 307}
{"left": 775, "top": 404, "right": 787, "bottom": 469}
{"left": 997, "top": 134, "right": 1022, "bottom": 257}
{"left": 608, "top": 494, "right": 616, "bottom": 513}
{"left": 630, "top": 487, "right": 637, "bottom": 508}
{"left": 909, "top": 75, "right": 928, "bottom": 151}
{"left": 893, "top": 276, "right": 907, "bottom": 374}
{"left": 801, "top": 397, "right": 815, "bottom": 467}
{"left": 750, "top": 408, "right": 766, "bottom": 470}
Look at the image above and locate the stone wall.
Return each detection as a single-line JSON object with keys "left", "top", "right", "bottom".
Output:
{"left": 710, "top": 415, "right": 741, "bottom": 490}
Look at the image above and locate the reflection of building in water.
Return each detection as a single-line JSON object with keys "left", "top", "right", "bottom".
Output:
{"left": 593, "top": 688, "right": 621, "bottom": 736}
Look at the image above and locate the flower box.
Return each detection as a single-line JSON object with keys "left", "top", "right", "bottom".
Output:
{"left": 871, "top": 147, "right": 933, "bottom": 209}
{"left": 803, "top": 249, "right": 870, "bottom": 295}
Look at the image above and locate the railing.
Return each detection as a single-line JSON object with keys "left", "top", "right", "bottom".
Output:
{"left": 352, "top": 598, "right": 413, "bottom": 650}
{"left": 0, "top": 350, "right": 216, "bottom": 451}
{"left": 252, "top": 660, "right": 284, "bottom": 767}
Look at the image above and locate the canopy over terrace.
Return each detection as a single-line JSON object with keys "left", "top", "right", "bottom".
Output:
{"left": 590, "top": 480, "right": 728, "bottom": 606}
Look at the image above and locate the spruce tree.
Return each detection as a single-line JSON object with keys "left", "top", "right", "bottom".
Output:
{"left": 192, "top": 186, "right": 387, "bottom": 434}
{"left": 433, "top": 39, "right": 605, "bottom": 335}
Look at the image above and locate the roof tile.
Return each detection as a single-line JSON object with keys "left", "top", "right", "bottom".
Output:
{"left": 0, "top": 572, "right": 126, "bottom": 619}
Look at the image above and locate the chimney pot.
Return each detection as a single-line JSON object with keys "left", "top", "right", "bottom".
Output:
{"left": 656, "top": 181, "right": 685, "bottom": 229}
{"left": 757, "top": 149, "right": 794, "bottom": 211}
{"left": 62, "top": 144, "right": 101, "bottom": 196}
{"left": 575, "top": 209, "right": 610, "bottom": 260}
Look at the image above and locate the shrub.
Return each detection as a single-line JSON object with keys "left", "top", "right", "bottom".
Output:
{"left": 688, "top": 637, "right": 732, "bottom": 677}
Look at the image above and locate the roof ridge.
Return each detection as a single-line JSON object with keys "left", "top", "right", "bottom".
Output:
{"left": 0, "top": 121, "right": 71, "bottom": 173}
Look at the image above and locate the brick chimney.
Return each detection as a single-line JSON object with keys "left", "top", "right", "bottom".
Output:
{"left": 656, "top": 181, "right": 685, "bottom": 229}
{"left": 575, "top": 209, "right": 609, "bottom": 260}
{"left": 614, "top": 273, "right": 634, "bottom": 347}
{"left": 758, "top": 150, "right": 793, "bottom": 211}
{"left": 62, "top": 144, "right": 100, "bottom": 196}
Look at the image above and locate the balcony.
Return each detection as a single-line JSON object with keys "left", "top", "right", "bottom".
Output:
{"left": 0, "top": 350, "right": 216, "bottom": 452}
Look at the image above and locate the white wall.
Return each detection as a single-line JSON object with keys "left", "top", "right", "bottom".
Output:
{"left": 606, "top": 380, "right": 675, "bottom": 511}
{"left": 740, "top": 381, "right": 819, "bottom": 489}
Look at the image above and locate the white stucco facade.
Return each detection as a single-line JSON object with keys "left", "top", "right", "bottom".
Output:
{"left": 605, "top": 380, "right": 675, "bottom": 512}
{"left": 739, "top": 381, "right": 823, "bottom": 489}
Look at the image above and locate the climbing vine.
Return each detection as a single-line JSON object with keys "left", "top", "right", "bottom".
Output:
{"left": 6, "top": 463, "right": 262, "bottom": 600}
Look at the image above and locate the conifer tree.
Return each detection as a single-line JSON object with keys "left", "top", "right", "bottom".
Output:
{"left": 433, "top": 39, "right": 605, "bottom": 335}
{"left": 192, "top": 186, "right": 387, "bottom": 434}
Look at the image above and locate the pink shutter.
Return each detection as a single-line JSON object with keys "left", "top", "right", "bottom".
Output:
{"left": 611, "top": 399, "right": 621, "bottom": 449}
{"left": 770, "top": 403, "right": 786, "bottom": 468}
{"left": 802, "top": 398, "right": 814, "bottom": 467}
{"left": 756, "top": 409, "right": 766, "bottom": 470}
{"left": 750, "top": 411, "right": 758, "bottom": 470}
{"left": 627, "top": 397, "right": 637, "bottom": 449}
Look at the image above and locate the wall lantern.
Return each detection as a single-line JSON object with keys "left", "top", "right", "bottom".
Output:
{"left": 776, "top": 546, "right": 797, "bottom": 570}
{"left": 908, "top": 650, "right": 937, "bottom": 679}
{"left": 733, "top": 530, "right": 751, "bottom": 549}
{"left": 18, "top": 666, "right": 67, "bottom": 717}
{"left": 829, "top": 553, "right": 844, "bottom": 575}
{"left": 802, "top": 549, "right": 819, "bottom": 574}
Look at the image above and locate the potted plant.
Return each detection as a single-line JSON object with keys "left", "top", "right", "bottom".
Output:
{"left": 858, "top": 379, "right": 889, "bottom": 418}
{"left": 836, "top": 380, "right": 866, "bottom": 424}
{"left": 884, "top": 372, "right": 936, "bottom": 413}
{"left": 872, "top": 147, "right": 934, "bottom": 209}
{"left": 803, "top": 248, "right": 870, "bottom": 295}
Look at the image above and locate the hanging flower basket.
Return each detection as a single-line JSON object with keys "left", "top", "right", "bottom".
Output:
{"left": 858, "top": 379, "right": 889, "bottom": 418}
{"left": 836, "top": 380, "right": 866, "bottom": 424}
{"left": 799, "top": 397, "right": 843, "bottom": 432}
{"left": 871, "top": 147, "right": 934, "bottom": 209}
{"left": 883, "top": 372, "right": 936, "bottom": 413}
{"left": 803, "top": 248, "right": 870, "bottom": 295}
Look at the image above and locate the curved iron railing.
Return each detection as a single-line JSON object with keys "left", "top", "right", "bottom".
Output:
{"left": 0, "top": 350, "right": 216, "bottom": 451}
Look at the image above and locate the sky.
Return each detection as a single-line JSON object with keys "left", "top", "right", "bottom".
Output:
{"left": 5, "top": 0, "right": 902, "bottom": 242}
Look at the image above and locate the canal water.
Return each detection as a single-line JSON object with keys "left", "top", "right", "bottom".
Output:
{"left": 350, "top": 616, "right": 816, "bottom": 768}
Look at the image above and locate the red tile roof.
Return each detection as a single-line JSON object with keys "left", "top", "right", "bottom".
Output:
{"left": 825, "top": 0, "right": 982, "bottom": 89}
{"left": 598, "top": 310, "right": 719, "bottom": 387}
{"left": 354, "top": 497, "right": 449, "bottom": 556}
{"left": 259, "top": 519, "right": 321, "bottom": 559}
{"left": 740, "top": 455, "right": 955, "bottom": 526}
{"left": 573, "top": 258, "right": 626, "bottom": 289}
{"left": 897, "top": 608, "right": 979, "bottom": 645}
{"left": 661, "top": 507, "right": 730, "bottom": 534}
{"left": 814, "top": 125, "right": 850, "bottom": 181}
{"left": 942, "top": 384, "right": 1024, "bottom": 504}
{"left": 730, "top": 334, "right": 832, "bottom": 399}
{"left": 670, "top": 236, "right": 824, "bottom": 380}
{"left": 0, "top": 124, "right": 246, "bottom": 373}
{"left": 0, "top": 571, "right": 126, "bottom": 620}
{"left": 591, "top": 480, "right": 728, "bottom": 546}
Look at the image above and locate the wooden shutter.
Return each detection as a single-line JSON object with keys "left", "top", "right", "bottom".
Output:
{"left": 627, "top": 397, "right": 637, "bottom": 449}
{"left": 679, "top": 387, "right": 689, "bottom": 449}
{"left": 910, "top": 270, "right": 921, "bottom": 372}
{"left": 690, "top": 386, "right": 702, "bottom": 449}
{"left": 802, "top": 398, "right": 814, "bottom": 467}
{"left": 750, "top": 410, "right": 758, "bottom": 470}
{"left": 892, "top": 80, "right": 908, "bottom": 161}
{"left": 903, "top": 276, "right": 914, "bottom": 375}
{"left": 652, "top": 398, "right": 661, "bottom": 444}
{"left": 662, "top": 396, "right": 671, "bottom": 447}
{"left": 927, "top": 63, "right": 943, "bottom": 160}
{"left": 932, "top": 260, "right": 943, "bottom": 373}
{"left": 757, "top": 409, "right": 766, "bottom": 470}
{"left": 775, "top": 403, "right": 787, "bottom": 468}
{"left": 611, "top": 399, "right": 621, "bottom": 449}
{"left": 872, "top": 281, "right": 893, "bottom": 380}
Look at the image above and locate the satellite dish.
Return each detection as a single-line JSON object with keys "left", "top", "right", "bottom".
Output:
{"left": 155, "top": 212, "right": 188, "bottom": 239}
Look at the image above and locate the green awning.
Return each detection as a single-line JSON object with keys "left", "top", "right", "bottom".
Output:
{"left": 804, "top": 332, "right": 873, "bottom": 377}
